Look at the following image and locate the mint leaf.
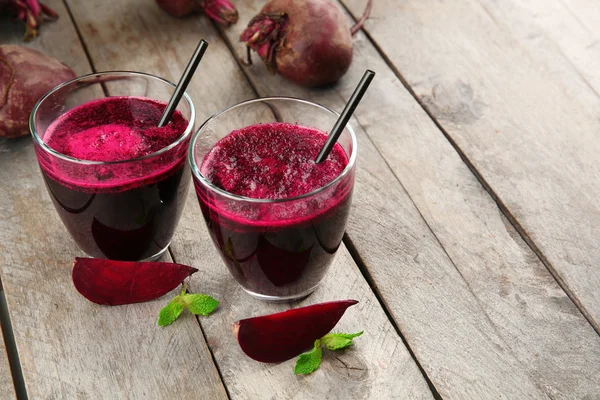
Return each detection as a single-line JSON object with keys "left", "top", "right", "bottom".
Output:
{"left": 183, "top": 293, "right": 219, "bottom": 316}
{"left": 158, "top": 296, "right": 184, "bottom": 326}
{"left": 294, "top": 340, "right": 323, "bottom": 375}
{"left": 292, "top": 331, "right": 363, "bottom": 375}
{"left": 158, "top": 287, "right": 220, "bottom": 327}
{"left": 321, "top": 331, "right": 363, "bottom": 351}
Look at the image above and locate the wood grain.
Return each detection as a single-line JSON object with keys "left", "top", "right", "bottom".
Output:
{"left": 39, "top": 0, "right": 434, "bottom": 398}
{"left": 64, "top": 0, "right": 255, "bottom": 124}
{"left": 0, "top": 137, "right": 228, "bottom": 399}
{"left": 341, "top": 0, "right": 600, "bottom": 332}
{"left": 225, "top": 0, "right": 600, "bottom": 398}
{"left": 481, "top": 0, "right": 600, "bottom": 97}
{"left": 0, "top": 1, "right": 227, "bottom": 398}
{"left": 0, "top": 350, "right": 15, "bottom": 400}
{"left": 215, "top": 1, "right": 538, "bottom": 399}
{"left": 2, "top": 0, "right": 598, "bottom": 398}
{"left": 0, "top": 285, "right": 17, "bottom": 400}
{"left": 180, "top": 238, "right": 435, "bottom": 399}
{"left": 0, "top": 335, "right": 15, "bottom": 400}
{"left": 171, "top": 113, "right": 436, "bottom": 398}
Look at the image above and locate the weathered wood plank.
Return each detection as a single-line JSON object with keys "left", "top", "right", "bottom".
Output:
{"left": 181, "top": 238, "right": 435, "bottom": 399}
{"left": 341, "top": 0, "right": 600, "bottom": 332}
{"left": 223, "top": 0, "right": 600, "bottom": 398}
{"left": 0, "top": 339, "right": 15, "bottom": 400}
{"left": 484, "top": 0, "right": 600, "bottom": 98}
{"left": 0, "top": 138, "right": 228, "bottom": 399}
{"left": 0, "top": 283, "right": 17, "bottom": 400}
{"left": 214, "top": 1, "right": 542, "bottom": 399}
{"left": 0, "top": 1, "right": 227, "bottom": 398}
{"left": 0, "top": 5, "right": 90, "bottom": 75}
{"left": 172, "top": 123, "right": 435, "bottom": 398}
{"left": 65, "top": 0, "right": 255, "bottom": 124}
{"left": 64, "top": 0, "right": 436, "bottom": 398}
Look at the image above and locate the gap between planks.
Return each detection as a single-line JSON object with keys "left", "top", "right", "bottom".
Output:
{"left": 336, "top": 110, "right": 530, "bottom": 356}
{"left": 343, "top": 235, "right": 443, "bottom": 400}
{"left": 166, "top": 246, "right": 233, "bottom": 400}
{"left": 338, "top": 0, "right": 600, "bottom": 337}
{"left": 61, "top": 0, "right": 97, "bottom": 74}
{"left": 3, "top": 2, "right": 230, "bottom": 397}
{"left": 60, "top": 1, "right": 117, "bottom": 101}
{"left": 211, "top": 20, "right": 443, "bottom": 400}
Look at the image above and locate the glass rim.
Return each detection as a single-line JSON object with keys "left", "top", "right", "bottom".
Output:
{"left": 188, "top": 96, "right": 358, "bottom": 204}
{"left": 29, "top": 70, "right": 196, "bottom": 166}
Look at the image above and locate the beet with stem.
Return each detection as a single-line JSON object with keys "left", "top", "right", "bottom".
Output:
{"left": 240, "top": 0, "right": 373, "bottom": 87}
{"left": 233, "top": 299, "right": 358, "bottom": 362}
{"left": 0, "top": 0, "right": 58, "bottom": 40}
{"left": 72, "top": 257, "right": 198, "bottom": 306}
{"left": 155, "top": 0, "right": 238, "bottom": 26}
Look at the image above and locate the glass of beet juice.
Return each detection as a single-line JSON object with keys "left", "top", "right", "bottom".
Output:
{"left": 189, "top": 98, "right": 357, "bottom": 301}
{"left": 31, "top": 72, "right": 195, "bottom": 261}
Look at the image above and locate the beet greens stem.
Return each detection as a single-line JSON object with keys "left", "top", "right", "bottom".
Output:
{"left": 350, "top": 0, "right": 373, "bottom": 36}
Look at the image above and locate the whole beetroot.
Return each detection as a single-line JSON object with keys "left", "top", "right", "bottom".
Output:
{"left": 0, "top": 45, "right": 75, "bottom": 138}
{"left": 240, "top": 0, "right": 372, "bottom": 87}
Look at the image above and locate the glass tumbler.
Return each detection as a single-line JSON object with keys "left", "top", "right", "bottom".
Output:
{"left": 31, "top": 71, "right": 195, "bottom": 261}
{"left": 189, "top": 97, "right": 357, "bottom": 302}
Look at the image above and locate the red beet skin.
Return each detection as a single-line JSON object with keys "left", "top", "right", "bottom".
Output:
{"left": 0, "top": 45, "right": 75, "bottom": 138}
{"left": 155, "top": 0, "right": 238, "bottom": 26}
{"left": 155, "top": 0, "right": 198, "bottom": 17}
{"left": 240, "top": 0, "right": 353, "bottom": 87}
{"left": 72, "top": 257, "right": 198, "bottom": 306}
{"left": 233, "top": 300, "right": 358, "bottom": 362}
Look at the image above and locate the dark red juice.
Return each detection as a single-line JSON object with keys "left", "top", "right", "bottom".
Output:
{"left": 37, "top": 96, "right": 191, "bottom": 261}
{"left": 196, "top": 122, "right": 353, "bottom": 299}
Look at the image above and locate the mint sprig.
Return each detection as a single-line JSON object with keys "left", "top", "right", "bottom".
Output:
{"left": 294, "top": 331, "right": 363, "bottom": 375}
{"left": 158, "top": 283, "right": 219, "bottom": 326}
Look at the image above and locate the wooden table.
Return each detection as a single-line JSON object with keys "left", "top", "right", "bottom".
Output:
{"left": 2, "top": 0, "right": 600, "bottom": 398}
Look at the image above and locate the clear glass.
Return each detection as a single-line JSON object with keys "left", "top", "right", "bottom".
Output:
{"left": 31, "top": 71, "right": 195, "bottom": 261}
{"left": 189, "top": 97, "right": 357, "bottom": 302}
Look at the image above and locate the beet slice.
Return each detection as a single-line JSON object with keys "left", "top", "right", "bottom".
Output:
{"left": 232, "top": 300, "right": 358, "bottom": 363}
{"left": 72, "top": 257, "right": 197, "bottom": 305}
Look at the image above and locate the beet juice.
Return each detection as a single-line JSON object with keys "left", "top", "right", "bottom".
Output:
{"left": 35, "top": 96, "right": 191, "bottom": 261}
{"left": 194, "top": 122, "right": 354, "bottom": 300}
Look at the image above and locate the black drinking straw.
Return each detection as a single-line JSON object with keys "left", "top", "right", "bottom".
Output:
{"left": 158, "top": 39, "right": 209, "bottom": 127}
{"left": 314, "top": 69, "right": 376, "bottom": 163}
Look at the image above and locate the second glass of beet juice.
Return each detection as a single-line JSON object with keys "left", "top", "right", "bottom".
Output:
{"left": 31, "top": 72, "right": 195, "bottom": 261}
{"left": 189, "top": 98, "right": 357, "bottom": 301}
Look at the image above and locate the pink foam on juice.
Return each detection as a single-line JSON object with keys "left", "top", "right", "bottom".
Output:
{"left": 45, "top": 96, "right": 185, "bottom": 161}
{"left": 60, "top": 123, "right": 146, "bottom": 162}
{"left": 201, "top": 122, "right": 348, "bottom": 200}
{"left": 43, "top": 96, "right": 188, "bottom": 192}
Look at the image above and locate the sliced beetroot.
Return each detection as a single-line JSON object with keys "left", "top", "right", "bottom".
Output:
{"left": 72, "top": 257, "right": 197, "bottom": 305}
{"left": 232, "top": 299, "right": 358, "bottom": 363}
